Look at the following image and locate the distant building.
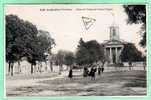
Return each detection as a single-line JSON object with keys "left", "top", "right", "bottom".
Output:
{"left": 102, "top": 22, "right": 128, "bottom": 64}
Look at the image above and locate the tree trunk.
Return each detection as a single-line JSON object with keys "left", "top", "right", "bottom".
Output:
{"left": 31, "top": 64, "right": 34, "bottom": 74}
{"left": 37, "top": 62, "right": 40, "bottom": 72}
{"left": 17, "top": 61, "right": 21, "bottom": 73}
{"left": 61, "top": 65, "right": 63, "bottom": 71}
{"left": 50, "top": 61, "right": 53, "bottom": 72}
{"left": 40, "top": 62, "right": 42, "bottom": 73}
{"left": 37, "top": 62, "right": 42, "bottom": 73}
{"left": 59, "top": 65, "right": 62, "bottom": 75}
{"left": 45, "top": 61, "right": 47, "bottom": 71}
{"left": 144, "top": 65, "right": 146, "bottom": 71}
{"left": 8, "top": 62, "right": 11, "bottom": 73}
{"left": 66, "top": 65, "right": 69, "bottom": 71}
{"left": 10, "top": 63, "right": 14, "bottom": 76}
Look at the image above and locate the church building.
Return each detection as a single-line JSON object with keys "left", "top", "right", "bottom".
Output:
{"left": 102, "top": 22, "right": 128, "bottom": 64}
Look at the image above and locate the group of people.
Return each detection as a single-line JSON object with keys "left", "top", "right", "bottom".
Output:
{"left": 68, "top": 64, "right": 105, "bottom": 80}
{"left": 83, "top": 65, "right": 104, "bottom": 80}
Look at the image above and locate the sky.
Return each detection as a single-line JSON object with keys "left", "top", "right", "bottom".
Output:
{"left": 5, "top": 4, "right": 144, "bottom": 53}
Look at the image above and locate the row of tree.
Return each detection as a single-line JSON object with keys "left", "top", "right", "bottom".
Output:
{"left": 6, "top": 15, "right": 55, "bottom": 76}
{"left": 53, "top": 38, "right": 145, "bottom": 74}
{"left": 52, "top": 38, "right": 107, "bottom": 75}
{"left": 6, "top": 9, "right": 146, "bottom": 76}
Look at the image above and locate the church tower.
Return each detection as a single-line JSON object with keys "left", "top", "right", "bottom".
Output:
{"left": 109, "top": 12, "right": 120, "bottom": 41}
{"left": 109, "top": 22, "right": 119, "bottom": 40}
{"left": 103, "top": 13, "right": 125, "bottom": 64}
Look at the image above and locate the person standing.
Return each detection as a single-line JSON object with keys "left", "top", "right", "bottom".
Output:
{"left": 102, "top": 67, "right": 104, "bottom": 73}
{"left": 129, "top": 61, "right": 132, "bottom": 71}
{"left": 68, "top": 67, "right": 73, "bottom": 79}
{"left": 83, "top": 66, "right": 89, "bottom": 77}
{"left": 89, "top": 66, "right": 97, "bottom": 80}
{"left": 98, "top": 67, "right": 101, "bottom": 75}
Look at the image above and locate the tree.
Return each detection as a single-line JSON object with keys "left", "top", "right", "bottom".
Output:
{"left": 55, "top": 50, "right": 66, "bottom": 74}
{"left": 6, "top": 15, "right": 55, "bottom": 75}
{"left": 120, "top": 43, "right": 143, "bottom": 70}
{"left": 98, "top": 44, "right": 108, "bottom": 68}
{"left": 18, "top": 20, "right": 38, "bottom": 74}
{"left": 76, "top": 38, "right": 91, "bottom": 66}
{"left": 38, "top": 30, "right": 56, "bottom": 72}
{"left": 26, "top": 30, "right": 55, "bottom": 74}
{"left": 120, "top": 43, "right": 143, "bottom": 62}
{"left": 6, "top": 15, "right": 38, "bottom": 76}
{"left": 76, "top": 38, "right": 106, "bottom": 68}
{"left": 48, "top": 54, "right": 56, "bottom": 72}
{"left": 26, "top": 37, "right": 45, "bottom": 74}
{"left": 64, "top": 51, "right": 75, "bottom": 70}
{"left": 123, "top": 5, "right": 146, "bottom": 48}
{"left": 38, "top": 30, "right": 56, "bottom": 54}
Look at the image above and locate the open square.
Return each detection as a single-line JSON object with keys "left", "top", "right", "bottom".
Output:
{"left": 5, "top": 4, "right": 147, "bottom": 97}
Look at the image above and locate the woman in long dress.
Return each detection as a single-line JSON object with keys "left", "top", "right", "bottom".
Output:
{"left": 68, "top": 67, "right": 73, "bottom": 79}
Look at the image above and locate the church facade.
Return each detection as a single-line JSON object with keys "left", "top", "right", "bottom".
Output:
{"left": 102, "top": 22, "right": 127, "bottom": 64}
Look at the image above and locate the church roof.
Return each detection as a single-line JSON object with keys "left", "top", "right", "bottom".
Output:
{"left": 102, "top": 39, "right": 128, "bottom": 46}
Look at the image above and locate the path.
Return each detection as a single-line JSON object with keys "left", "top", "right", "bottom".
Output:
{"left": 6, "top": 70, "right": 146, "bottom": 97}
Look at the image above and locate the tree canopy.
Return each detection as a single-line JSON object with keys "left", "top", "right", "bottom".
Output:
{"left": 38, "top": 30, "right": 56, "bottom": 54}
{"left": 64, "top": 51, "right": 75, "bottom": 67}
{"left": 6, "top": 15, "right": 38, "bottom": 63}
{"left": 76, "top": 38, "right": 106, "bottom": 66}
{"left": 6, "top": 14, "right": 55, "bottom": 75}
{"left": 123, "top": 5, "right": 146, "bottom": 48}
{"left": 120, "top": 43, "right": 143, "bottom": 62}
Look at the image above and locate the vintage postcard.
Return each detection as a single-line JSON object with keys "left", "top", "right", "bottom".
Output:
{"left": 0, "top": 0, "right": 150, "bottom": 100}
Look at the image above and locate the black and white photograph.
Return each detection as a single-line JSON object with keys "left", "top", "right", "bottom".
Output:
{"left": 5, "top": 4, "right": 147, "bottom": 97}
